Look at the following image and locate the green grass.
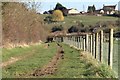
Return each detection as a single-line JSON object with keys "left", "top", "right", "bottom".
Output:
{"left": 41, "top": 14, "right": 118, "bottom": 31}
{"left": 102, "top": 40, "right": 119, "bottom": 77}
{"left": 2, "top": 46, "right": 36, "bottom": 62}
{"left": 34, "top": 43, "right": 96, "bottom": 78}
{"left": 2, "top": 43, "right": 57, "bottom": 78}
{"left": 2, "top": 42, "right": 117, "bottom": 78}
{"left": 42, "top": 43, "right": 116, "bottom": 78}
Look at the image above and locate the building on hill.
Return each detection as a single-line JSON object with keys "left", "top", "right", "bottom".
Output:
{"left": 103, "top": 4, "right": 116, "bottom": 14}
{"left": 87, "top": 5, "right": 96, "bottom": 13}
{"left": 93, "top": 9, "right": 104, "bottom": 15}
{"left": 68, "top": 8, "right": 80, "bottom": 15}
{"left": 88, "top": 4, "right": 117, "bottom": 15}
{"left": 119, "top": 1, "right": 120, "bottom": 11}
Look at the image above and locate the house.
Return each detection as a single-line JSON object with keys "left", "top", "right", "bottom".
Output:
{"left": 118, "top": 1, "right": 120, "bottom": 11}
{"left": 80, "top": 11, "right": 86, "bottom": 14}
{"left": 68, "top": 8, "right": 80, "bottom": 15}
{"left": 87, "top": 5, "right": 96, "bottom": 13}
{"left": 94, "top": 9, "right": 105, "bottom": 14}
{"left": 103, "top": 4, "right": 116, "bottom": 14}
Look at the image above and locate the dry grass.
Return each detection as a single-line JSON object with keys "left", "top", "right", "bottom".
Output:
{"left": 2, "top": 2, "right": 48, "bottom": 48}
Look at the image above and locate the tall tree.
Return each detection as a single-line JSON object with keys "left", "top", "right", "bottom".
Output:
{"left": 92, "top": 5, "right": 96, "bottom": 12}
{"left": 24, "top": 1, "right": 41, "bottom": 12}
{"left": 54, "top": 3, "right": 68, "bottom": 16}
{"left": 54, "top": 3, "right": 66, "bottom": 10}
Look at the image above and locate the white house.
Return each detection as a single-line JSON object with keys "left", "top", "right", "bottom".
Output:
{"left": 103, "top": 5, "right": 116, "bottom": 14}
{"left": 68, "top": 8, "right": 80, "bottom": 15}
{"left": 100, "top": 10, "right": 104, "bottom": 14}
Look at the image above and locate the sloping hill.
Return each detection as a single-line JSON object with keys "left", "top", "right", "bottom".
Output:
{"left": 2, "top": 2, "right": 47, "bottom": 48}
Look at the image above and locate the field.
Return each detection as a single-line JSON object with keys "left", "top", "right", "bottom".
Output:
{"left": 2, "top": 42, "right": 117, "bottom": 78}
{"left": 2, "top": 2, "right": 119, "bottom": 79}
{"left": 41, "top": 14, "right": 118, "bottom": 31}
{"left": 2, "top": 43, "right": 57, "bottom": 78}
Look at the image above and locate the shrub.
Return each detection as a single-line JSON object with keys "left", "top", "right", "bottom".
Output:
{"left": 51, "top": 25, "right": 63, "bottom": 32}
{"left": 52, "top": 10, "right": 64, "bottom": 22}
{"left": 68, "top": 26, "right": 79, "bottom": 33}
{"left": 44, "top": 16, "right": 52, "bottom": 23}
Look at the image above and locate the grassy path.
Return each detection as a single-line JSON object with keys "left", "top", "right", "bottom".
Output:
{"left": 2, "top": 43, "right": 57, "bottom": 78}
{"left": 43, "top": 44, "right": 100, "bottom": 78}
{"left": 2, "top": 43, "right": 116, "bottom": 78}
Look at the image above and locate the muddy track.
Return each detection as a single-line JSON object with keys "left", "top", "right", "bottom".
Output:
{"left": 32, "top": 44, "right": 64, "bottom": 76}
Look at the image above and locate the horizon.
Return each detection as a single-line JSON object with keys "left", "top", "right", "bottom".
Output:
{"left": 37, "top": 1, "right": 119, "bottom": 13}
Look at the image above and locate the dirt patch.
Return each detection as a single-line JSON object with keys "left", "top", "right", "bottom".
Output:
{"left": 32, "top": 43, "right": 64, "bottom": 76}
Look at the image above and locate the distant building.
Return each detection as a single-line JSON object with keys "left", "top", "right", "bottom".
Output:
{"left": 80, "top": 11, "right": 86, "bottom": 14}
{"left": 94, "top": 9, "right": 104, "bottom": 14}
{"left": 87, "top": 5, "right": 96, "bottom": 13}
{"left": 68, "top": 8, "right": 80, "bottom": 15}
{"left": 43, "top": 11, "right": 49, "bottom": 14}
{"left": 103, "top": 4, "right": 117, "bottom": 14}
{"left": 118, "top": 1, "right": 120, "bottom": 11}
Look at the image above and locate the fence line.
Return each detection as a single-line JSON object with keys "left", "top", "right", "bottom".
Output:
{"left": 53, "top": 28, "right": 114, "bottom": 69}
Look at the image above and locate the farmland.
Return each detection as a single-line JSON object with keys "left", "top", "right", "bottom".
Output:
{"left": 2, "top": 43, "right": 57, "bottom": 78}
{"left": 1, "top": 2, "right": 119, "bottom": 79}
{"left": 41, "top": 14, "right": 118, "bottom": 31}
{"left": 2, "top": 42, "right": 118, "bottom": 78}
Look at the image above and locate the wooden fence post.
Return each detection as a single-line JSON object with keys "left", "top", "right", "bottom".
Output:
{"left": 100, "top": 30, "right": 103, "bottom": 62}
{"left": 77, "top": 36, "right": 79, "bottom": 48}
{"left": 90, "top": 35, "right": 93, "bottom": 55}
{"left": 83, "top": 36, "right": 86, "bottom": 51}
{"left": 86, "top": 34, "right": 89, "bottom": 51}
{"left": 92, "top": 34, "right": 95, "bottom": 56}
{"left": 95, "top": 33, "right": 98, "bottom": 59}
{"left": 80, "top": 36, "right": 83, "bottom": 50}
{"left": 72, "top": 36, "right": 74, "bottom": 46}
{"left": 108, "top": 28, "right": 113, "bottom": 69}
{"left": 74, "top": 36, "right": 76, "bottom": 47}
{"left": 78, "top": 36, "right": 80, "bottom": 49}
{"left": 76, "top": 36, "right": 78, "bottom": 48}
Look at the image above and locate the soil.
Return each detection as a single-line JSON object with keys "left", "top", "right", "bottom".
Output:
{"left": 32, "top": 44, "right": 64, "bottom": 76}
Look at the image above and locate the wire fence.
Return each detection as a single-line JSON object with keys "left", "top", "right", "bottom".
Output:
{"left": 52, "top": 28, "right": 119, "bottom": 77}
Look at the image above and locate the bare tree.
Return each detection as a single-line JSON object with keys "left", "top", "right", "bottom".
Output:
{"left": 24, "top": 1, "right": 41, "bottom": 12}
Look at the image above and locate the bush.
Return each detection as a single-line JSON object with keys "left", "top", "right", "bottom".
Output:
{"left": 68, "top": 26, "right": 79, "bottom": 33}
{"left": 51, "top": 25, "right": 63, "bottom": 32}
{"left": 44, "top": 16, "right": 52, "bottom": 23}
{"left": 52, "top": 10, "right": 64, "bottom": 22}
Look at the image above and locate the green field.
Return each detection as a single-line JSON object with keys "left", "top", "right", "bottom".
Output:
{"left": 41, "top": 14, "right": 118, "bottom": 31}
{"left": 2, "top": 42, "right": 117, "bottom": 78}
{"left": 2, "top": 43, "right": 57, "bottom": 78}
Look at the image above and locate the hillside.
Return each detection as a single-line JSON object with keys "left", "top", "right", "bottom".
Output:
{"left": 42, "top": 14, "right": 118, "bottom": 31}
{"left": 2, "top": 2, "right": 47, "bottom": 48}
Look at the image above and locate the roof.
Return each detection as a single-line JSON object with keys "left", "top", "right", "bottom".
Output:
{"left": 68, "top": 8, "right": 79, "bottom": 14}
{"left": 103, "top": 5, "right": 116, "bottom": 11}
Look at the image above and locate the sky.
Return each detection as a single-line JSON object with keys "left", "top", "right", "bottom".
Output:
{"left": 17, "top": 0, "right": 119, "bottom": 13}
{"left": 40, "top": 2, "right": 119, "bottom": 13}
